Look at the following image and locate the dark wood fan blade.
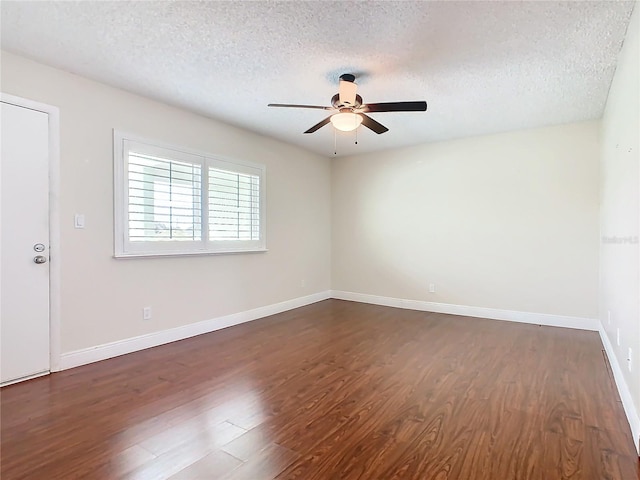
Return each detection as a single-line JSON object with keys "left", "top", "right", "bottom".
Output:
{"left": 361, "top": 101, "right": 427, "bottom": 113}
{"left": 304, "top": 116, "right": 332, "bottom": 134}
{"left": 268, "top": 103, "right": 332, "bottom": 110}
{"left": 360, "top": 114, "right": 389, "bottom": 134}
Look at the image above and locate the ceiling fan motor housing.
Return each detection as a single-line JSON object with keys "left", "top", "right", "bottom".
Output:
{"left": 332, "top": 93, "right": 363, "bottom": 110}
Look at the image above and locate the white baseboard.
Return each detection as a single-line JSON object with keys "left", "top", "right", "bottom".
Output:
{"left": 330, "top": 290, "right": 599, "bottom": 331}
{"left": 598, "top": 323, "right": 640, "bottom": 454}
{"left": 59, "top": 291, "right": 331, "bottom": 371}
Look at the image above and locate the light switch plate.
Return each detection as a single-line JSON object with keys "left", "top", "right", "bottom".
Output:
{"left": 74, "top": 214, "right": 85, "bottom": 229}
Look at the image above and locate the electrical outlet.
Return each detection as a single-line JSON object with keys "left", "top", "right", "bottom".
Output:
{"left": 301, "top": 279, "right": 306, "bottom": 288}
{"left": 143, "top": 306, "right": 152, "bottom": 320}
{"left": 607, "top": 310, "right": 611, "bottom": 326}
{"left": 628, "top": 348, "right": 633, "bottom": 372}
{"left": 429, "top": 283, "right": 436, "bottom": 293}
{"left": 616, "top": 328, "right": 620, "bottom": 346}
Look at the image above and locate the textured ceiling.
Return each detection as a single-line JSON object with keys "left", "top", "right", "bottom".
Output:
{"left": 1, "top": 1, "right": 636, "bottom": 157}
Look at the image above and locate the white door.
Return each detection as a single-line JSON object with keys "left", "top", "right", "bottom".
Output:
{"left": 1, "top": 101, "right": 51, "bottom": 385}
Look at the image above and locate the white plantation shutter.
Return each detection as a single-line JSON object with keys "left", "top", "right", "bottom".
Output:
{"left": 127, "top": 152, "right": 202, "bottom": 242}
{"left": 114, "top": 132, "right": 265, "bottom": 257}
{"left": 208, "top": 167, "right": 260, "bottom": 241}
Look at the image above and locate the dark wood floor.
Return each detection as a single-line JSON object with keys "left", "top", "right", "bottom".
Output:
{"left": 1, "top": 299, "right": 637, "bottom": 479}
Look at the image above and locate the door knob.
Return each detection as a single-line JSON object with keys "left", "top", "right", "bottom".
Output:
{"left": 33, "top": 255, "right": 47, "bottom": 264}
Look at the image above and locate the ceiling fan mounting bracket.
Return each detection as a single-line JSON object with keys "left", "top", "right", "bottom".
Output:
{"left": 339, "top": 73, "right": 356, "bottom": 83}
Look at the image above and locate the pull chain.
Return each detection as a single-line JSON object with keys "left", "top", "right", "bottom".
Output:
{"left": 355, "top": 125, "right": 358, "bottom": 145}
{"left": 334, "top": 128, "right": 337, "bottom": 155}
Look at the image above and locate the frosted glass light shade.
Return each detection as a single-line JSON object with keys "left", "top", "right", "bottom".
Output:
{"left": 330, "top": 112, "right": 363, "bottom": 132}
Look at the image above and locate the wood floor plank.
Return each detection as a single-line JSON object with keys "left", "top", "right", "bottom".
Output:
{"left": 168, "top": 450, "right": 242, "bottom": 479}
{"left": 221, "top": 443, "right": 299, "bottom": 480}
{"left": 221, "top": 425, "right": 276, "bottom": 462}
{"left": 138, "top": 419, "right": 246, "bottom": 457}
{"left": 1, "top": 299, "right": 637, "bottom": 480}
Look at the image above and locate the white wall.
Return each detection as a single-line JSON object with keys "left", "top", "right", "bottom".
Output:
{"left": 600, "top": 2, "right": 640, "bottom": 431}
{"left": 332, "top": 122, "right": 600, "bottom": 321}
{"left": 1, "top": 51, "right": 331, "bottom": 353}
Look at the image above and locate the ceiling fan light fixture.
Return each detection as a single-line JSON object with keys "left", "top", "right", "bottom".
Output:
{"left": 330, "top": 112, "right": 362, "bottom": 132}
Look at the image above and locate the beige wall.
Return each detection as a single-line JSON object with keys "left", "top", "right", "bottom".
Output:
{"left": 1, "top": 51, "right": 331, "bottom": 353}
{"left": 332, "top": 122, "right": 600, "bottom": 320}
{"left": 0, "top": 45, "right": 628, "bottom": 377}
{"left": 600, "top": 3, "right": 640, "bottom": 420}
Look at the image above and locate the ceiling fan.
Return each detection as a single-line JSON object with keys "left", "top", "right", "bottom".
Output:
{"left": 268, "top": 74, "right": 427, "bottom": 135}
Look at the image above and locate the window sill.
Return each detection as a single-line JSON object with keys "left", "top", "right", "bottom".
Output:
{"left": 113, "top": 248, "right": 268, "bottom": 259}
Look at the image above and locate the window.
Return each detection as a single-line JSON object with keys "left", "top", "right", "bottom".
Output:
{"left": 114, "top": 131, "right": 265, "bottom": 257}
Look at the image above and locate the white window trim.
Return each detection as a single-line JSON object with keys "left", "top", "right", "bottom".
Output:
{"left": 113, "top": 130, "right": 267, "bottom": 258}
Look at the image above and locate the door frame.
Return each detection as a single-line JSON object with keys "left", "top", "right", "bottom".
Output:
{"left": 1, "top": 93, "right": 61, "bottom": 373}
